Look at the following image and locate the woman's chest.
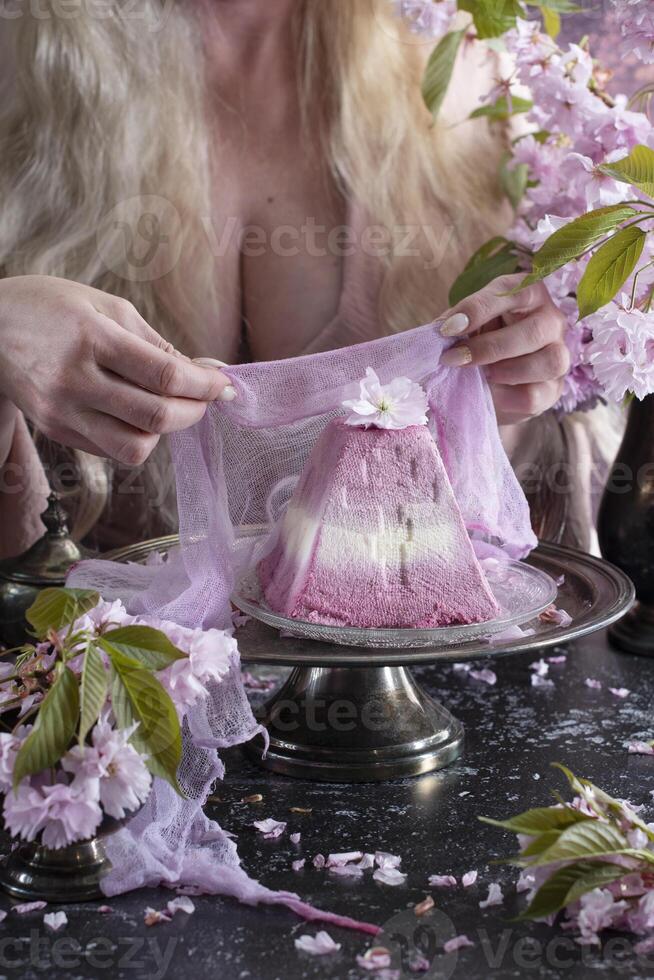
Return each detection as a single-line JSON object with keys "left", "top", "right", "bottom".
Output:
{"left": 212, "top": 129, "right": 347, "bottom": 362}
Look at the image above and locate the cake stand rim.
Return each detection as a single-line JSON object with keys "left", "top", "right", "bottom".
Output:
{"left": 105, "top": 537, "right": 635, "bottom": 667}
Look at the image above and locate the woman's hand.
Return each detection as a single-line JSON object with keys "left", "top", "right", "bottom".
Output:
{"left": 439, "top": 275, "right": 570, "bottom": 425}
{"left": 0, "top": 276, "right": 235, "bottom": 465}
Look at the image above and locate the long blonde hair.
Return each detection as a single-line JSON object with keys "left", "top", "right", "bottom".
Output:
{"left": 0, "top": 0, "right": 508, "bottom": 540}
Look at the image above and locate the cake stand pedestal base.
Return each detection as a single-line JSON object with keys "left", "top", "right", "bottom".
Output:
{"left": 608, "top": 602, "right": 654, "bottom": 657}
{"left": 244, "top": 664, "right": 464, "bottom": 782}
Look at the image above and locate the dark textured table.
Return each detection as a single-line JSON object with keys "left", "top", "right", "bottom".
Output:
{"left": 0, "top": 629, "right": 652, "bottom": 980}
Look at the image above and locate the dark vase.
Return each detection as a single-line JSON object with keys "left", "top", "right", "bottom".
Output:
{"left": 597, "top": 394, "right": 654, "bottom": 655}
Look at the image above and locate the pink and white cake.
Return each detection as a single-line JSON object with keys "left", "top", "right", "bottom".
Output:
{"left": 257, "top": 369, "right": 501, "bottom": 629}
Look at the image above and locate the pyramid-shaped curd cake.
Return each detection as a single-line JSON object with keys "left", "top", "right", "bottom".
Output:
{"left": 257, "top": 369, "right": 500, "bottom": 629}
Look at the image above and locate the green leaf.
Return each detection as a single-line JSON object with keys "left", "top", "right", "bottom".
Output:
{"left": 501, "top": 158, "right": 530, "bottom": 210}
{"left": 79, "top": 644, "right": 108, "bottom": 745}
{"left": 26, "top": 588, "right": 100, "bottom": 639}
{"left": 470, "top": 95, "right": 533, "bottom": 120}
{"left": 13, "top": 666, "right": 79, "bottom": 789}
{"left": 421, "top": 30, "right": 465, "bottom": 119}
{"left": 458, "top": 0, "right": 523, "bottom": 37}
{"left": 577, "top": 226, "right": 646, "bottom": 318}
{"left": 528, "top": 819, "right": 632, "bottom": 867}
{"left": 514, "top": 205, "right": 641, "bottom": 291}
{"left": 519, "top": 861, "right": 627, "bottom": 920}
{"left": 99, "top": 626, "right": 186, "bottom": 672}
{"left": 448, "top": 238, "right": 521, "bottom": 305}
{"left": 109, "top": 649, "right": 182, "bottom": 793}
{"left": 480, "top": 804, "right": 592, "bottom": 837}
{"left": 541, "top": 7, "right": 561, "bottom": 37}
{"left": 598, "top": 145, "right": 654, "bottom": 200}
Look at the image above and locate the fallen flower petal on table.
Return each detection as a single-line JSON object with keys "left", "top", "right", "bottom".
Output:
{"left": 356, "top": 946, "right": 392, "bottom": 970}
{"left": 14, "top": 902, "right": 47, "bottom": 914}
{"left": 253, "top": 818, "right": 286, "bottom": 839}
{"left": 373, "top": 867, "right": 407, "bottom": 886}
{"left": 330, "top": 864, "right": 364, "bottom": 878}
{"left": 294, "top": 931, "right": 341, "bottom": 955}
{"left": 312, "top": 853, "right": 326, "bottom": 869}
{"left": 462, "top": 870, "right": 478, "bottom": 887}
{"left": 548, "top": 654, "right": 567, "bottom": 664}
{"left": 479, "top": 883, "right": 504, "bottom": 908}
{"left": 628, "top": 741, "right": 654, "bottom": 755}
{"left": 414, "top": 896, "right": 435, "bottom": 916}
{"left": 428, "top": 874, "right": 457, "bottom": 888}
{"left": 292, "top": 859, "right": 306, "bottom": 872}
{"left": 167, "top": 896, "right": 195, "bottom": 916}
{"left": 585, "top": 678, "right": 602, "bottom": 690}
{"left": 290, "top": 832, "right": 301, "bottom": 844}
{"left": 443, "top": 935, "right": 474, "bottom": 953}
{"left": 609, "top": 687, "right": 630, "bottom": 698}
{"left": 529, "top": 658, "right": 549, "bottom": 676}
{"left": 538, "top": 605, "right": 572, "bottom": 627}
{"left": 531, "top": 674, "right": 554, "bottom": 689}
{"left": 327, "top": 851, "right": 363, "bottom": 867}
{"left": 144, "top": 907, "right": 172, "bottom": 926}
{"left": 469, "top": 669, "right": 497, "bottom": 686}
{"left": 374, "top": 851, "right": 402, "bottom": 870}
{"left": 358, "top": 853, "right": 375, "bottom": 869}
{"left": 43, "top": 911, "right": 67, "bottom": 932}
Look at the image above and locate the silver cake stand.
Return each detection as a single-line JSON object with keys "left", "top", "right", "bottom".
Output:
{"left": 110, "top": 537, "right": 634, "bottom": 783}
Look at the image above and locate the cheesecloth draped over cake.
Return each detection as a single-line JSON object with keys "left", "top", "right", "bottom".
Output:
{"left": 68, "top": 319, "right": 536, "bottom": 910}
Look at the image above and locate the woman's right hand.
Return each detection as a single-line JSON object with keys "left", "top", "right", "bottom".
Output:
{"left": 0, "top": 276, "right": 234, "bottom": 465}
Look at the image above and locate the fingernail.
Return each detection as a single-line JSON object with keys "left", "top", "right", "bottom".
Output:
{"left": 219, "top": 385, "right": 237, "bottom": 402}
{"left": 440, "top": 345, "right": 472, "bottom": 367}
{"left": 193, "top": 356, "right": 229, "bottom": 369}
{"left": 441, "top": 312, "right": 470, "bottom": 337}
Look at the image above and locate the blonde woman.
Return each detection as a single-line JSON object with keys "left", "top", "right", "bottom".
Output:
{"left": 0, "top": 0, "right": 589, "bottom": 560}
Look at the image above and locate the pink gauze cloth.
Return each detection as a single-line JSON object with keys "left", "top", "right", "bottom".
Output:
{"left": 67, "top": 318, "right": 536, "bottom": 925}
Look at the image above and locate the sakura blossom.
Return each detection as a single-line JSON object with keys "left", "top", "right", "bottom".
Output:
{"left": 573, "top": 888, "right": 629, "bottom": 945}
{"left": 294, "top": 931, "right": 341, "bottom": 956}
{"left": 62, "top": 718, "right": 151, "bottom": 820}
{"left": 500, "top": 13, "right": 654, "bottom": 412}
{"left": 343, "top": 368, "right": 429, "bottom": 430}
{"left": 611, "top": 0, "right": 654, "bottom": 64}
{"left": 587, "top": 304, "right": 654, "bottom": 403}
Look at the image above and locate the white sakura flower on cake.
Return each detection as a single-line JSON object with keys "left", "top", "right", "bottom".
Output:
{"left": 343, "top": 367, "right": 429, "bottom": 430}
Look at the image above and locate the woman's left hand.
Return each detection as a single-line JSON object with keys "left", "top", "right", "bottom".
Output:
{"left": 439, "top": 274, "right": 570, "bottom": 425}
